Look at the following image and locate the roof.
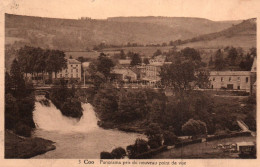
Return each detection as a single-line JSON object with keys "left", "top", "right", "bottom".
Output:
{"left": 236, "top": 142, "right": 255, "bottom": 147}
{"left": 118, "top": 59, "right": 131, "bottom": 65}
{"left": 210, "top": 71, "right": 251, "bottom": 76}
{"left": 148, "top": 62, "right": 165, "bottom": 66}
{"left": 67, "top": 59, "right": 81, "bottom": 64}
{"left": 111, "top": 68, "right": 136, "bottom": 75}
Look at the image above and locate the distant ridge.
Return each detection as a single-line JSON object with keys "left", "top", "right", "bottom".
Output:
{"left": 178, "top": 18, "right": 256, "bottom": 49}
{"left": 5, "top": 13, "right": 242, "bottom": 51}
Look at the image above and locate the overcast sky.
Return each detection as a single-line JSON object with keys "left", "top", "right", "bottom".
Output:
{"left": 1, "top": 0, "right": 260, "bottom": 21}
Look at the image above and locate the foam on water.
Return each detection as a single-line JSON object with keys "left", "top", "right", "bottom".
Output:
{"left": 33, "top": 99, "right": 99, "bottom": 133}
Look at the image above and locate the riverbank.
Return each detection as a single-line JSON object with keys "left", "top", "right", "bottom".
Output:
{"left": 98, "top": 120, "right": 147, "bottom": 134}
{"left": 152, "top": 136, "right": 256, "bottom": 159}
{"left": 5, "top": 130, "right": 56, "bottom": 158}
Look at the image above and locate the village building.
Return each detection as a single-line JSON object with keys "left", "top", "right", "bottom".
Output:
{"left": 209, "top": 57, "right": 256, "bottom": 93}
{"left": 251, "top": 57, "right": 257, "bottom": 95}
{"left": 209, "top": 71, "right": 251, "bottom": 92}
{"left": 53, "top": 58, "right": 82, "bottom": 82}
{"left": 118, "top": 59, "right": 131, "bottom": 67}
{"left": 142, "top": 55, "right": 171, "bottom": 85}
{"left": 111, "top": 68, "right": 137, "bottom": 82}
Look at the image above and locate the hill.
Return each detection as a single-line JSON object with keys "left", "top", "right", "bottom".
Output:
{"left": 178, "top": 18, "right": 256, "bottom": 49}
{"left": 5, "top": 14, "right": 241, "bottom": 51}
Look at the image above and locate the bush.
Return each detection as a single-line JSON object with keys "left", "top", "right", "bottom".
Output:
{"left": 134, "top": 138, "right": 149, "bottom": 154}
{"left": 244, "top": 113, "right": 256, "bottom": 131}
{"left": 100, "top": 152, "right": 113, "bottom": 159}
{"left": 148, "top": 139, "right": 160, "bottom": 149}
{"left": 126, "top": 144, "right": 135, "bottom": 158}
{"left": 14, "top": 122, "right": 32, "bottom": 137}
{"left": 127, "top": 138, "right": 149, "bottom": 158}
{"left": 111, "top": 147, "right": 126, "bottom": 159}
{"left": 182, "top": 119, "right": 207, "bottom": 138}
{"left": 163, "top": 131, "right": 179, "bottom": 146}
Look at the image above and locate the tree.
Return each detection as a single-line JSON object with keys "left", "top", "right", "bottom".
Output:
{"left": 208, "top": 56, "right": 214, "bottom": 67}
{"left": 239, "top": 51, "right": 255, "bottom": 71}
{"left": 214, "top": 49, "right": 226, "bottom": 70}
{"left": 182, "top": 119, "right": 207, "bottom": 138}
{"left": 153, "top": 49, "right": 162, "bottom": 58}
{"left": 10, "top": 59, "right": 26, "bottom": 97}
{"left": 117, "top": 89, "right": 149, "bottom": 122}
{"left": 143, "top": 58, "right": 150, "bottom": 65}
{"left": 130, "top": 53, "right": 142, "bottom": 66}
{"left": 226, "top": 47, "right": 238, "bottom": 66}
{"left": 161, "top": 47, "right": 208, "bottom": 94}
{"left": 119, "top": 50, "right": 126, "bottom": 59}
{"left": 97, "top": 53, "right": 114, "bottom": 78}
{"left": 160, "top": 60, "right": 196, "bottom": 93}
{"left": 181, "top": 47, "right": 201, "bottom": 62}
{"left": 93, "top": 87, "right": 119, "bottom": 121}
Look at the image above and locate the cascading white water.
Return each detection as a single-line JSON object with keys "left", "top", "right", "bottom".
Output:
{"left": 33, "top": 98, "right": 99, "bottom": 133}
{"left": 32, "top": 95, "right": 146, "bottom": 158}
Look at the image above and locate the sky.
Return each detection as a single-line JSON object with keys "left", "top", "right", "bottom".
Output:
{"left": 1, "top": 0, "right": 259, "bottom": 21}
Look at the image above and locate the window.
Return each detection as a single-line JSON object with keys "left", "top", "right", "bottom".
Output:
{"left": 71, "top": 65, "right": 73, "bottom": 67}
{"left": 71, "top": 69, "right": 73, "bottom": 72}
{"left": 76, "top": 65, "right": 78, "bottom": 67}
{"left": 229, "top": 77, "right": 232, "bottom": 81}
{"left": 237, "top": 77, "right": 240, "bottom": 81}
{"left": 76, "top": 74, "right": 78, "bottom": 78}
{"left": 65, "top": 74, "right": 68, "bottom": 78}
{"left": 221, "top": 77, "right": 224, "bottom": 82}
{"left": 71, "top": 74, "right": 73, "bottom": 78}
{"left": 246, "top": 77, "right": 249, "bottom": 83}
{"left": 60, "top": 74, "right": 62, "bottom": 78}
{"left": 213, "top": 77, "right": 215, "bottom": 81}
{"left": 76, "top": 69, "right": 78, "bottom": 72}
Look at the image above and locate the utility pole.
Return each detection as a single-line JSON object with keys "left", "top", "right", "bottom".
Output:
{"left": 84, "top": 70, "right": 86, "bottom": 87}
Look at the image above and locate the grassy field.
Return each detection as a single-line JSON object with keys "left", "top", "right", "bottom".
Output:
{"left": 103, "top": 46, "right": 173, "bottom": 57}
{"left": 153, "top": 136, "right": 256, "bottom": 159}
{"left": 179, "top": 34, "right": 256, "bottom": 51}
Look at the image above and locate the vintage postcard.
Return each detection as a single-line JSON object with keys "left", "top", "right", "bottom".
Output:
{"left": 0, "top": 0, "right": 259, "bottom": 166}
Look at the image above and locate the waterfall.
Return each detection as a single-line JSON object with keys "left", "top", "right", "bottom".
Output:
{"left": 33, "top": 97, "right": 99, "bottom": 133}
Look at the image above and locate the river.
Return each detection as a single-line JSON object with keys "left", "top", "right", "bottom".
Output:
{"left": 32, "top": 97, "right": 145, "bottom": 158}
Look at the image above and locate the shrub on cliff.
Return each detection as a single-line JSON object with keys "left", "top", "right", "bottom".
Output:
{"left": 61, "top": 98, "right": 83, "bottom": 118}
{"left": 49, "top": 80, "right": 83, "bottom": 118}
{"left": 14, "top": 122, "right": 32, "bottom": 137}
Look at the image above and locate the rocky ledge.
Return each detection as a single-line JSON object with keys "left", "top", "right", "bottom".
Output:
{"left": 5, "top": 130, "right": 56, "bottom": 158}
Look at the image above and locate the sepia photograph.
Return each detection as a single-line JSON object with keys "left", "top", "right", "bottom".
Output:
{"left": 1, "top": 0, "right": 258, "bottom": 163}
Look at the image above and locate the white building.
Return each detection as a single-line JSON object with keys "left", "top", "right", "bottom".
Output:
{"left": 53, "top": 58, "right": 82, "bottom": 81}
